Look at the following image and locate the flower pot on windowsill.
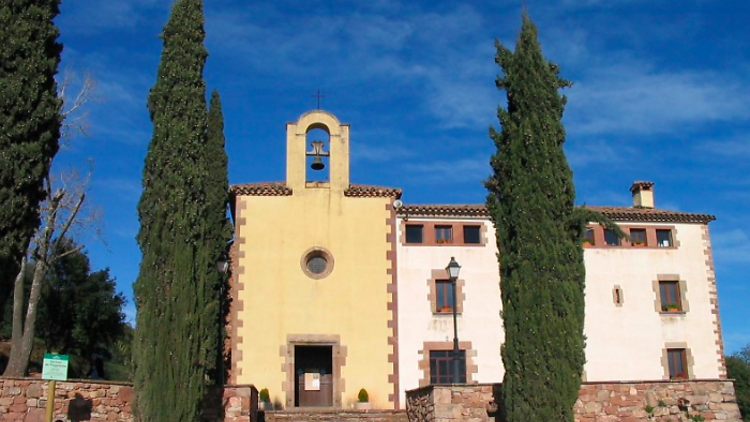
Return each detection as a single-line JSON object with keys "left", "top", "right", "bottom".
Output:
{"left": 661, "top": 304, "right": 681, "bottom": 313}
{"left": 355, "top": 402, "right": 372, "bottom": 410}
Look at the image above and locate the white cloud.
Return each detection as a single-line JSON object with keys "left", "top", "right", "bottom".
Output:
{"left": 94, "top": 178, "right": 142, "bottom": 203}
{"left": 59, "top": 0, "right": 168, "bottom": 34}
{"left": 404, "top": 156, "right": 488, "bottom": 184}
{"left": 712, "top": 229, "right": 750, "bottom": 264}
{"left": 204, "top": 4, "right": 497, "bottom": 129}
{"left": 565, "top": 65, "right": 750, "bottom": 135}
{"left": 723, "top": 331, "right": 750, "bottom": 355}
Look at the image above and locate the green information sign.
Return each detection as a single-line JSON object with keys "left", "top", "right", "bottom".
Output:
{"left": 42, "top": 353, "right": 69, "bottom": 381}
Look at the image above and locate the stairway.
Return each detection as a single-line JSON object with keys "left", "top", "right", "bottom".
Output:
{"left": 263, "top": 408, "right": 408, "bottom": 422}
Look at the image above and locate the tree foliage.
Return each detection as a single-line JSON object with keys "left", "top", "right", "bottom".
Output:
{"left": 485, "top": 13, "right": 586, "bottom": 422}
{"left": 0, "top": 0, "right": 63, "bottom": 327}
{"left": 206, "top": 89, "right": 232, "bottom": 384}
{"left": 37, "top": 239, "right": 125, "bottom": 363}
{"left": 727, "top": 345, "right": 750, "bottom": 421}
{"left": 133, "top": 0, "right": 225, "bottom": 420}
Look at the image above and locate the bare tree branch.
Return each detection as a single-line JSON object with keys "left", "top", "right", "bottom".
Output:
{"left": 58, "top": 67, "right": 101, "bottom": 144}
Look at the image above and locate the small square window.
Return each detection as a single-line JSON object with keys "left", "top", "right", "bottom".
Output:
{"left": 630, "top": 228, "right": 647, "bottom": 247}
{"left": 436, "top": 280, "right": 454, "bottom": 313}
{"left": 463, "top": 226, "right": 481, "bottom": 244}
{"left": 406, "top": 225, "right": 423, "bottom": 243}
{"left": 429, "top": 350, "right": 466, "bottom": 384}
{"left": 657, "top": 229, "right": 673, "bottom": 248}
{"left": 667, "top": 348, "right": 687, "bottom": 379}
{"left": 584, "top": 228, "right": 595, "bottom": 245}
{"left": 659, "top": 280, "right": 681, "bottom": 312}
{"left": 436, "top": 226, "right": 453, "bottom": 244}
{"left": 604, "top": 229, "right": 620, "bottom": 246}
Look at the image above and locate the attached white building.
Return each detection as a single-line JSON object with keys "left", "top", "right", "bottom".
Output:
{"left": 395, "top": 182, "right": 724, "bottom": 406}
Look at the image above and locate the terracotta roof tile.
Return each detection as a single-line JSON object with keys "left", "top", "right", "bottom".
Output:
{"left": 399, "top": 204, "right": 490, "bottom": 217}
{"left": 586, "top": 206, "right": 715, "bottom": 224}
{"left": 344, "top": 184, "right": 402, "bottom": 198}
{"left": 230, "top": 182, "right": 292, "bottom": 196}
{"left": 230, "top": 182, "right": 401, "bottom": 198}
{"left": 398, "top": 204, "right": 715, "bottom": 223}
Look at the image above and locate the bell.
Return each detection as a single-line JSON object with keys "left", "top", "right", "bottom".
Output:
{"left": 311, "top": 155, "right": 325, "bottom": 170}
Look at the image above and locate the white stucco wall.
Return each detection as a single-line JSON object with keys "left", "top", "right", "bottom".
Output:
{"left": 396, "top": 216, "right": 722, "bottom": 406}
{"left": 582, "top": 222, "right": 721, "bottom": 381}
{"left": 396, "top": 217, "right": 504, "bottom": 407}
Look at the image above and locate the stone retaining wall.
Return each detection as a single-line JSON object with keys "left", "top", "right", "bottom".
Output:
{"left": 405, "top": 380, "right": 742, "bottom": 422}
{"left": 0, "top": 378, "right": 257, "bottom": 422}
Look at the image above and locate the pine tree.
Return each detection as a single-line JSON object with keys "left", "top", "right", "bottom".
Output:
{"left": 206, "top": 90, "right": 232, "bottom": 384}
{"left": 0, "top": 0, "right": 63, "bottom": 327}
{"left": 486, "top": 13, "right": 586, "bottom": 422}
{"left": 133, "top": 0, "right": 216, "bottom": 420}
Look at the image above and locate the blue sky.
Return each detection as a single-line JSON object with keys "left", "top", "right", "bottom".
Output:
{"left": 52, "top": 0, "right": 749, "bottom": 354}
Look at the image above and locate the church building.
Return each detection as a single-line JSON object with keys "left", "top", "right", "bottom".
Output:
{"left": 227, "top": 110, "right": 726, "bottom": 410}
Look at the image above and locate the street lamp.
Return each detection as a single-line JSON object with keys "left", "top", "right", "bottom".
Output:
{"left": 216, "top": 255, "right": 229, "bottom": 386}
{"left": 445, "top": 256, "right": 462, "bottom": 384}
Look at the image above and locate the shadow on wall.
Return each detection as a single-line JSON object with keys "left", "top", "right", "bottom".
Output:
{"left": 68, "top": 393, "right": 92, "bottom": 421}
{"left": 487, "top": 384, "right": 504, "bottom": 421}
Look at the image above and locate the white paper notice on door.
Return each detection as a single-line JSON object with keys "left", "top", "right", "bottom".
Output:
{"left": 305, "top": 372, "right": 321, "bottom": 391}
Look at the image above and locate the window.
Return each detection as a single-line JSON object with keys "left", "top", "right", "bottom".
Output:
{"left": 667, "top": 348, "right": 687, "bottom": 379}
{"left": 463, "top": 225, "right": 481, "bottom": 244}
{"left": 613, "top": 286, "right": 623, "bottom": 306}
{"left": 435, "top": 226, "right": 453, "bottom": 244}
{"left": 630, "top": 228, "right": 647, "bottom": 247}
{"left": 435, "top": 280, "right": 454, "bottom": 313}
{"left": 584, "top": 227, "right": 595, "bottom": 245}
{"left": 657, "top": 229, "right": 673, "bottom": 247}
{"left": 604, "top": 229, "right": 620, "bottom": 246}
{"left": 300, "top": 247, "right": 334, "bottom": 279}
{"left": 659, "top": 280, "right": 682, "bottom": 312}
{"left": 406, "top": 225, "right": 424, "bottom": 243}
{"left": 429, "top": 350, "right": 466, "bottom": 384}
{"left": 307, "top": 256, "right": 327, "bottom": 274}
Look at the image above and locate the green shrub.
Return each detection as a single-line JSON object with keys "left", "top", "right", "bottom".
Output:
{"left": 357, "top": 388, "right": 369, "bottom": 403}
{"left": 259, "top": 388, "right": 270, "bottom": 403}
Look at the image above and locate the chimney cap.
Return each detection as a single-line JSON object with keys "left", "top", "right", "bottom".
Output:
{"left": 630, "top": 181, "right": 654, "bottom": 193}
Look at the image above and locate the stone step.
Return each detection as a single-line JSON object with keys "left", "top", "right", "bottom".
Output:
{"left": 264, "top": 409, "right": 408, "bottom": 422}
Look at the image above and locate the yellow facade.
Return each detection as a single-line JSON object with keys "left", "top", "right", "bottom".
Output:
{"left": 230, "top": 111, "right": 400, "bottom": 409}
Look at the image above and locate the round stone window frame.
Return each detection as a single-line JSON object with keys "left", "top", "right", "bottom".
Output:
{"left": 300, "top": 247, "right": 334, "bottom": 279}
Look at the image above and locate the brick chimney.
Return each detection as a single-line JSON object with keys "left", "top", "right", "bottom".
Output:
{"left": 630, "top": 181, "right": 655, "bottom": 208}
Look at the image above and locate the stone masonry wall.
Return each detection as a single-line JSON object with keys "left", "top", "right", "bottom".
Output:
{"left": 406, "top": 380, "right": 742, "bottom": 422}
{"left": 0, "top": 378, "right": 257, "bottom": 422}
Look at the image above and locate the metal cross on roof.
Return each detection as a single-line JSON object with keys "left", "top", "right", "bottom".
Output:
{"left": 312, "top": 90, "right": 326, "bottom": 109}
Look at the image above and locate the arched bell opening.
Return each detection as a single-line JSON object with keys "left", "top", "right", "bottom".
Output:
{"left": 306, "top": 127, "right": 330, "bottom": 183}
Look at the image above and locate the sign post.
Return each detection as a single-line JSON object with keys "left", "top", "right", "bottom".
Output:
{"left": 42, "top": 353, "right": 69, "bottom": 422}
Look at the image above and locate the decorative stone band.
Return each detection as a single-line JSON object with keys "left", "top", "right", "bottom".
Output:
{"left": 405, "top": 380, "right": 742, "bottom": 422}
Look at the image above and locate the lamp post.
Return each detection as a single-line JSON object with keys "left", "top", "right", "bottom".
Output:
{"left": 216, "top": 256, "right": 229, "bottom": 386}
{"left": 445, "top": 256, "right": 462, "bottom": 384}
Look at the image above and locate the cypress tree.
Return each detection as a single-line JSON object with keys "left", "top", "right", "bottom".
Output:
{"left": 133, "top": 0, "right": 216, "bottom": 420}
{"left": 205, "top": 89, "right": 232, "bottom": 384}
{"left": 486, "top": 13, "right": 585, "bottom": 422}
{"left": 0, "top": 0, "right": 63, "bottom": 324}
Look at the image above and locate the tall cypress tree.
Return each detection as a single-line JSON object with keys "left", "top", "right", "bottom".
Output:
{"left": 206, "top": 89, "right": 232, "bottom": 384}
{"left": 133, "top": 0, "right": 216, "bottom": 420}
{"left": 486, "top": 13, "right": 585, "bottom": 422}
{"left": 0, "top": 0, "right": 63, "bottom": 325}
